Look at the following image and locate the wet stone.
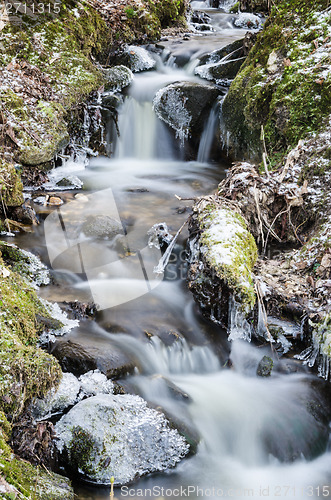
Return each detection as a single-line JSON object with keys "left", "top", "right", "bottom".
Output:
{"left": 50, "top": 337, "right": 134, "bottom": 379}
{"left": 257, "top": 355, "right": 274, "bottom": 377}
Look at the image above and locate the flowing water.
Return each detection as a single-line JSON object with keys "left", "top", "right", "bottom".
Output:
{"left": 8, "top": 4, "right": 331, "bottom": 500}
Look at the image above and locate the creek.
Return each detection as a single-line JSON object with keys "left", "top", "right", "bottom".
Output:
{"left": 8, "top": 1, "right": 331, "bottom": 499}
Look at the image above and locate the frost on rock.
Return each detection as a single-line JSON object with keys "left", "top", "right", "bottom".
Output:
{"left": 55, "top": 394, "right": 189, "bottom": 485}
{"left": 78, "top": 370, "right": 114, "bottom": 397}
{"left": 0, "top": 241, "right": 50, "bottom": 287}
{"left": 104, "top": 65, "right": 134, "bottom": 92}
{"left": 295, "top": 314, "right": 331, "bottom": 380}
{"left": 32, "top": 370, "right": 114, "bottom": 419}
{"left": 40, "top": 299, "right": 79, "bottom": 338}
{"left": 195, "top": 41, "right": 245, "bottom": 84}
{"left": 198, "top": 204, "right": 257, "bottom": 310}
{"left": 33, "top": 373, "right": 81, "bottom": 419}
{"left": 126, "top": 45, "right": 156, "bottom": 72}
{"left": 234, "top": 12, "right": 262, "bottom": 29}
{"left": 153, "top": 82, "right": 220, "bottom": 143}
{"left": 153, "top": 85, "right": 191, "bottom": 143}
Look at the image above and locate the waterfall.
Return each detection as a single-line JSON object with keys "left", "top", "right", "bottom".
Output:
{"left": 115, "top": 98, "right": 174, "bottom": 160}
{"left": 197, "top": 102, "right": 220, "bottom": 163}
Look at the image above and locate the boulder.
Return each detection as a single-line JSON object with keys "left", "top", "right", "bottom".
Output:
{"left": 55, "top": 394, "right": 189, "bottom": 485}
{"left": 153, "top": 82, "right": 221, "bottom": 142}
{"left": 257, "top": 355, "right": 274, "bottom": 377}
{"left": 187, "top": 197, "right": 257, "bottom": 329}
{"left": 108, "top": 45, "right": 156, "bottom": 73}
{"left": 82, "top": 214, "right": 123, "bottom": 239}
{"left": 50, "top": 337, "right": 134, "bottom": 379}
{"left": 195, "top": 39, "right": 245, "bottom": 83}
{"left": 103, "top": 65, "right": 134, "bottom": 92}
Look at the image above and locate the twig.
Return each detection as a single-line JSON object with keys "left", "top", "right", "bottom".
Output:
{"left": 175, "top": 194, "right": 197, "bottom": 201}
{"left": 110, "top": 476, "right": 115, "bottom": 500}
{"left": 260, "top": 125, "right": 270, "bottom": 179}
{"left": 262, "top": 207, "right": 289, "bottom": 257}
{"left": 253, "top": 183, "right": 265, "bottom": 248}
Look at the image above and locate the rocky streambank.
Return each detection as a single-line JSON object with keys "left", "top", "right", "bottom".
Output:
{"left": 187, "top": 0, "right": 331, "bottom": 374}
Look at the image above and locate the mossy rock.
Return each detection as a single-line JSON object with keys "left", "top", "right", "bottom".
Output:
{"left": 0, "top": 256, "right": 62, "bottom": 417}
{"left": 188, "top": 201, "right": 258, "bottom": 327}
{"left": 103, "top": 65, "right": 134, "bottom": 92}
{"left": 0, "top": 160, "right": 24, "bottom": 207}
{"left": 222, "top": 0, "right": 331, "bottom": 159}
{"left": 19, "top": 102, "right": 70, "bottom": 166}
{"left": 198, "top": 205, "right": 257, "bottom": 310}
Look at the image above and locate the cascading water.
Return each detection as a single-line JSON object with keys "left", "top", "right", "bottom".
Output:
{"left": 13, "top": 6, "right": 331, "bottom": 500}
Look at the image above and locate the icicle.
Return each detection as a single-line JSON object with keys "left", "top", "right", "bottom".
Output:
{"left": 228, "top": 295, "right": 252, "bottom": 342}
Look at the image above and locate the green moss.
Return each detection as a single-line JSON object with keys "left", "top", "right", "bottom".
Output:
{"left": 0, "top": 160, "right": 24, "bottom": 207}
{"left": 223, "top": 0, "right": 331, "bottom": 158}
{"left": 229, "top": 2, "right": 240, "bottom": 13}
{"left": 0, "top": 454, "right": 74, "bottom": 499}
{"left": 311, "top": 313, "right": 331, "bottom": 358}
{"left": 0, "top": 255, "right": 62, "bottom": 418}
{"left": 198, "top": 205, "right": 258, "bottom": 310}
{"left": 67, "top": 426, "right": 96, "bottom": 475}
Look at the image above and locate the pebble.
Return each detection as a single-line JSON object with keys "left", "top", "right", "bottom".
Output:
{"left": 48, "top": 196, "right": 63, "bottom": 206}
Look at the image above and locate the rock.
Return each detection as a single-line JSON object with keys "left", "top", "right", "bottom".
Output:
{"left": 195, "top": 39, "right": 245, "bottom": 83}
{"left": 109, "top": 45, "right": 156, "bottom": 73}
{"left": 48, "top": 196, "right": 63, "bottom": 206}
{"left": 257, "top": 355, "right": 274, "bottom": 377}
{"left": 55, "top": 394, "right": 189, "bottom": 485}
{"left": 0, "top": 241, "right": 50, "bottom": 286}
{"left": 124, "top": 45, "right": 157, "bottom": 72}
{"left": 35, "top": 469, "right": 75, "bottom": 500}
{"left": 11, "top": 201, "right": 39, "bottom": 225}
{"left": 50, "top": 337, "right": 134, "bottom": 379}
{"left": 78, "top": 369, "right": 114, "bottom": 397}
{"left": 234, "top": 12, "right": 262, "bottom": 29}
{"left": 55, "top": 176, "right": 83, "bottom": 189}
{"left": 103, "top": 65, "right": 134, "bottom": 92}
{"left": 190, "top": 10, "right": 211, "bottom": 24}
{"left": 196, "top": 57, "right": 245, "bottom": 83}
{"left": 192, "top": 23, "right": 215, "bottom": 32}
{"left": 153, "top": 82, "right": 221, "bottom": 142}
{"left": 187, "top": 197, "right": 257, "bottom": 328}
{"left": 82, "top": 214, "right": 123, "bottom": 239}
{"left": 197, "top": 39, "right": 244, "bottom": 67}
{"left": 32, "top": 370, "right": 114, "bottom": 419}
{"left": 0, "top": 160, "right": 24, "bottom": 207}
{"left": 101, "top": 92, "right": 122, "bottom": 110}
{"left": 3, "top": 218, "right": 34, "bottom": 232}
{"left": 19, "top": 102, "right": 70, "bottom": 166}
{"left": 33, "top": 373, "right": 81, "bottom": 419}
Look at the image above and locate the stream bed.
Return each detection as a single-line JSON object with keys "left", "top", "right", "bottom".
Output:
{"left": 7, "top": 2, "right": 331, "bottom": 499}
